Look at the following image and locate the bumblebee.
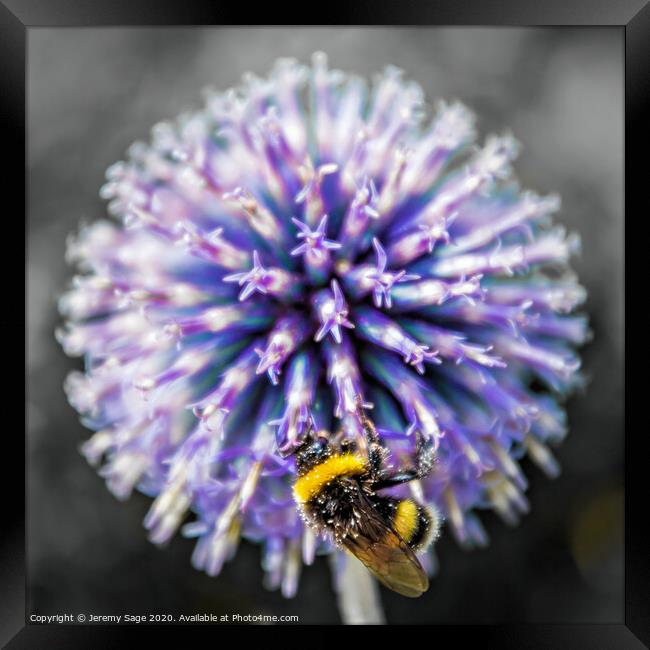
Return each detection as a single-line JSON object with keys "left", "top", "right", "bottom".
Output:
{"left": 291, "top": 400, "right": 438, "bottom": 597}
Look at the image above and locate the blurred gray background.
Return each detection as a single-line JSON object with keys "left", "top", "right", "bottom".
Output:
{"left": 27, "top": 27, "right": 623, "bottom": 624}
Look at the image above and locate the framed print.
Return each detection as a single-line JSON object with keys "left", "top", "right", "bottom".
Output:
{"left": 8, "top": 0, "right": 646, "bottom": 645}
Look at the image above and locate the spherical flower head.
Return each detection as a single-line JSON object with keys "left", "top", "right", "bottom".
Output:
{"left": 58, "top": 53, "right": 588, "bottom": 599}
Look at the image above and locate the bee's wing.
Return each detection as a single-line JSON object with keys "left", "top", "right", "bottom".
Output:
{"left": 342, "top": 493, "right": 429, "bottom": 598}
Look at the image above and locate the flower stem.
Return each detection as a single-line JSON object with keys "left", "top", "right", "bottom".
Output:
{"left": 330, "top": 552, "right": 386, "bottom": 624}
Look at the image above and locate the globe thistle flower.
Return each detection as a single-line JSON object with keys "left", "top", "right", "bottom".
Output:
{"left": 58, "top": 52, "right": 588, "bottom": 606}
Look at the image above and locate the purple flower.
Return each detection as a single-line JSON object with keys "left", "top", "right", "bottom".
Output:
{"left": 58, "top": 53, "right": 588, "bottom": 600}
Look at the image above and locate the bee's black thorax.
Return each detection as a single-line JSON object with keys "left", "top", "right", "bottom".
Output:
{"left": 301, "top": 475, "right": 371, "bottom": 543}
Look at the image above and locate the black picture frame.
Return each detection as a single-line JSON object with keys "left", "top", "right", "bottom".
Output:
{"left": 9, "top": 0, "right": 644, "bottom": 645}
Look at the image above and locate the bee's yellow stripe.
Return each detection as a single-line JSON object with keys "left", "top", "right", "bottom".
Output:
{"left": 393, "top": 499, "right": 419, "bottom": 543}
{"left": 293, "top": 453, "right": 367, "bottom": 504}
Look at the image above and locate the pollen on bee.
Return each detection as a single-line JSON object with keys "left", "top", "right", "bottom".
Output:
{"left": 292, "top": 453, "right": 367, "bottom": 504}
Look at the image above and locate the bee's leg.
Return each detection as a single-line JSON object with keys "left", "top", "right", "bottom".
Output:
{"left": 355, "top": 395, "right": 385, "bottom": 476}
{"left": 372, "top": 431, "right": 435, "bottom": 490}
{"left": 330, "top": 429, "right": 353, "bottom": 450}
